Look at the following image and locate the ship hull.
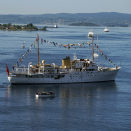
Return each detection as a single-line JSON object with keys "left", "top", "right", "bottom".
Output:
{"left": 8, "top": 69, "right": 119, "bottom": 84}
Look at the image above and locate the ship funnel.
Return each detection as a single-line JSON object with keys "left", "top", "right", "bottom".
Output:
{"left": 62, "top": 56, "right": 71, "bottom": 69}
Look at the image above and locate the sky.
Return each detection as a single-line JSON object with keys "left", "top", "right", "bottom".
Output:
{"left": 0, "top": 0, "right": 131, "bottom": 14}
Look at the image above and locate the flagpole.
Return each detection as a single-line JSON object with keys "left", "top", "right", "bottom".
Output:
{"left": 37, "top": 34, "right": 39, "bottom": 67}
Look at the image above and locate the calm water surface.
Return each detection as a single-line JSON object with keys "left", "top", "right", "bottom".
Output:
{"left": 0, "top": 25, "right": 131, "bottom": 131}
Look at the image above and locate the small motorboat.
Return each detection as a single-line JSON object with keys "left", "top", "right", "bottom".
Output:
{"left": 104, "top": 27, "right": 109, "bottom": 32}
{"left": 94, "top": 52, "right": 99, "bottom": 57}
{"left": 88, "top": 29, "right": 94, "bottom": 37}
{"left": 35, "top": 91, "right": 55, "bottom": 98}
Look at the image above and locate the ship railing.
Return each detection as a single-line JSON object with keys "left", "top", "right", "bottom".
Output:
{"left": 108, "top": 67, "right": 118, "bottom": 71}
{"left": 60, "top": 71, "right": 68, "bottom": 74}
{"left": 98, "top": 66, "right": 117, "bottom": 71}
{"left": 43, "top": 71, "right": 69, "bottom": 74}
{"left": 98, "top": 66, "right": 106, "bottom": 71}
{"left": 11, "top": 67, "right": 29, "bottom": 74}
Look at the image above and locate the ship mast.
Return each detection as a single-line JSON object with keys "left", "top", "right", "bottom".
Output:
{"left": 37, "top": 34, "right": 39, "bottom": 66}
{"left": 88, "top": 29, "right": 94, "bottom": 62}
{"left": 92, "top": 36, "right": 94, "bottom": 62}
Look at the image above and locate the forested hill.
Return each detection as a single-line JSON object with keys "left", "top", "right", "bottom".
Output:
{"left": 0, "top": 12, "right": 131, "bottom": 26}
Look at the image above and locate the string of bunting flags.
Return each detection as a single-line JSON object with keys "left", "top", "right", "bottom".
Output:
{"left": 14, "top": 42, "right": 36, "bottom": 68}
{"left": 41, "top": 38, "right": 92, "bottom": 48}
{"left": 13, "top": 38, "right": 118, "bottom": 69}
{"left": 93, "top": 43, "right": 118, "bottom": 68}
{"left": 41, "top": 38, "right": 118, "bottom": 68}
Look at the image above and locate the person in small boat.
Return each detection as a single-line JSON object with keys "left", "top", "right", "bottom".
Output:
{"left": 49, "top": 91, "right": 54, "bottom": 95}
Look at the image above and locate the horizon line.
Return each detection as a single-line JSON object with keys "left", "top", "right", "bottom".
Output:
{"left": 0, "top": 12, "right": 131, "bottom": 15}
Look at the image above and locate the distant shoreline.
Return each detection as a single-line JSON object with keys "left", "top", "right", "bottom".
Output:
{"left": 69, "top": 22, "right": 129, "bottom": 27}
{"left": 0, "top": 13, "right": 131, "bottom": 26}
{"left": 0, "top": 23, "right": 47, "bottom": 31}
{"left": 69, "top": 22, "right": 100, "bottom": 26}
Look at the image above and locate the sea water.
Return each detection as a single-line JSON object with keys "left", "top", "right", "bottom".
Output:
{"left": 0, "top": 25, "right": 131, "bottom": 131}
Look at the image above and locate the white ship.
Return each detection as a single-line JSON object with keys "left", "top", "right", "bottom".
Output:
{"left": 93, "top": 52, "right": 99, "bottom": 57}
{"left": 88, "top": 29, "right": 94, "bottom": 37}
{"left": 104, "top": 27, "right": 109, "bottom": 32}
{"left": 54, "top": 24, "right": 58, "bottom": 28}
{"left": 7, "top": 34, "right": 120, "bottom": 84}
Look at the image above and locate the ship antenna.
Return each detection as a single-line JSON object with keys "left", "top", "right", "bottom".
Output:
{"left": 37, "top": 34, "right": 39, "bottom": 66}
